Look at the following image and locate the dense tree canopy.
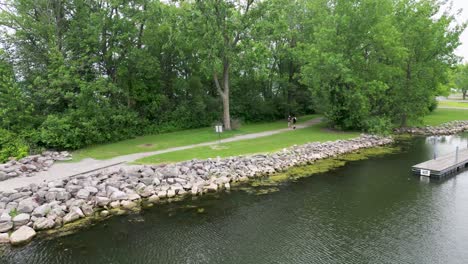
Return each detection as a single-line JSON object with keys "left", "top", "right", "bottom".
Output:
{"left": 0, "top": 0, "right": 464, "bottom": 159}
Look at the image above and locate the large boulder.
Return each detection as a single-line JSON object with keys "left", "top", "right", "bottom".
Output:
{"left": 17, "top": 198, "right": 39, "bottom": 213}
{"left": 33, "top": 217, "right": 55, "bottom": 230}
{"left": 12, "top": 213, "right": 30, "bottom": 227}
{"left": 9, "top": 226, "right": 36, "bottom": 245}
{"left": 32, "top": 203, "right": 52, "bottom": 218}
{"left": 63, "top": 211, "right": 80, "bottom": 224}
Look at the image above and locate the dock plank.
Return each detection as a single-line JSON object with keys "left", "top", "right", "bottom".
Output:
{"left": 412, "top": 148, "right": 468, "bottom": 177}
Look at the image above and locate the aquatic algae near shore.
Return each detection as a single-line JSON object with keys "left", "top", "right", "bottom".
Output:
{"left": 240, "top": 146, "right": 399, "bottom": 193}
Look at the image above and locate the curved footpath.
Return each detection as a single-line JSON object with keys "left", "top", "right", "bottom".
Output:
{"left": 0, "top": 134, "right": 392, "bottom": 246}
{"left": 0, "top": 118, "right": 322, "bottom": 193}
{"left": 1, "top": 120, "right": 467, "bottom": 246}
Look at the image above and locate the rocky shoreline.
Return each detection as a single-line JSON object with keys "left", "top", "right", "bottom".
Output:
{"left": 0, "top": 151, "right": 71, "bottom": 182}
{"left": 0, "top": 135, "right": 392, "bottom": 246}
{"left": 395, "top": 120, "right": 468, "bottom": 136}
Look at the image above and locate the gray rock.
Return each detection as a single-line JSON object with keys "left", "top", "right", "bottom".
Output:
{"left": 0, "top": 212, "right": 11, "bottom": 222}
{"left": 167, "top": 189, "right": 176, "bottom": 198}
{"left": 148, "top": 195, "right": 160, "bottom": 203}
{"left": 81, "top": 205, "right": 94, "bottom": 216}
{"left": 17, "top": 198, "right": 39, "bottom": 214}
{"left": 110, "top": 191, "right": 128, "bottom": 201}
{"left": 0, "top": 233, "right": 9, "bottom": 244}
{"left": 157, "top": 191, "right": 167, "bottom": 199}
{"left": 0, "top": 221, "right": 13, "bottom": 232}
{"left": 76, "top": 189, "right": 90, "bottom": 200}
{"left": 95, "top": 196, "right": 110, "bottom": 206}
{"left": 63, "top": 208, "right": 83, "bottom": 224}
{"left": 56, "top": 191, "right": 71, "bottom": 201}
{"left": 44, "top": 192, "right": 57, "bottom": 202}
{"left": 65, "top": 184, "right": 82, "bottom": 193}
{"left": 8, "top": 192, "right": 31, "bottom": 202}
{"left": 141, "top": 168, "right": 154, "bottom": 178}
{"left": 32, "top": 204, "right": 51, "bottom": 217}
{"left": 152, "top": 178, "right": 161, "bottom": 186}
{"left": 127, "top": 193, "right": 141, "bottom": 201}
{"left": 33, "top": 217, "right": 55, "bottom": 230}
{"left": 0, "top": 171, "right": 7, "bottom": 181}
{"left": 119, "top": 166, "right": 140, "bottom": 178}
{"left": 12, "top": 213, "right": 30, "bottom": 227}
{"left": 121, "top": 200, "right": 137, "bottom": 210}
{"left": 84, "top": 186, "right": 98, "bottom": 194}
{"left": 109, "top": 201, "right": 120, "bottom": 209}
{"left": 10, "top": 226, "right": 36, "bottom": 245}
{"left": 139, "top": 186, "right": 154, "bottom": 198}
{"left": 100, "top": 210, "right": 110, "bottom": 217}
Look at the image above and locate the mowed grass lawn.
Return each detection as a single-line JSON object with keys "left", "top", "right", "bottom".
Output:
{"left": 422, "top": 108, "right": 468, "bottom": 126}
{"left": 136, "top": 123, "right": 360, "bottom": 164}
{"left": 72, "top": 115, "right": 319, "bottom": 161}
{"left": 438, "top": 101, "right": 468, "bottom": 108}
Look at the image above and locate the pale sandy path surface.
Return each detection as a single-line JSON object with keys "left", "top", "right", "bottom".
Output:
{"left": 0, "top": 118, "right": 322, "bottom": 192}
{"left": 437, "top": 106, "right": 468, "bottom": 110}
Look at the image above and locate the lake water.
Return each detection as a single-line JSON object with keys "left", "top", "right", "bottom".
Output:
{"left": 1, "top": 134, "right": 468, "bottom": 264}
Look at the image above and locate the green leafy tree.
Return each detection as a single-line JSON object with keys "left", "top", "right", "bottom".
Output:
{"left": 455, "top": 64, "right": 468, "bottom": 100}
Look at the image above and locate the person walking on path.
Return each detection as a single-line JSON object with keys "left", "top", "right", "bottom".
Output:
{"left": 287, "top": 115, "right": 292, "bottom": 128}
{"left": 292, "top": 116, "right": 297, "bottom": 129}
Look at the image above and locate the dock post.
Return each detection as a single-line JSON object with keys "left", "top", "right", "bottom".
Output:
{"left": 455, "top": 146, "right": 459, "bottom": 164}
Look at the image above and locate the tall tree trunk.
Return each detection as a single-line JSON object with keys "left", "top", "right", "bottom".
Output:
{"left": 213, "top": 60, "right": 232, "bottom": 130}
{"left": 222, "top": 60, "right": 231, "bottom": 130}
{"left": 463, "top": 89, "right": 467, "bottom": 100}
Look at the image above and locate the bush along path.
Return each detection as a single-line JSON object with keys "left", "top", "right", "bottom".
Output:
{"left": 0, "top": 135, "right": 392, "bottom": 246}
{"left": 0, "top": 117, "right": 323, "bottom": 192}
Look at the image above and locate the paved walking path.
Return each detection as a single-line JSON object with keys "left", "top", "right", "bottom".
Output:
{"left": 0, "top": 118, "right": 322, "bottom": 192}
{"left": 438, "top": 106, "right": 468, "bottom": 110}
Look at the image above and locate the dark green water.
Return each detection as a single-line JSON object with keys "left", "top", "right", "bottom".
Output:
{"left": 1, "top": 134, "right": 468, "bottom": 264}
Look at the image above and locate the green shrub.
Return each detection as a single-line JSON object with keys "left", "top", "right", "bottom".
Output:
{"left": 364, "top": 117, "right": 393, "bottom": 135}
{"left": 428, "top": 98, "right": 438, "bottom": 112}
{"left": 0, "top": 128, "right": 29, "bottom": 163}
{"left": 39, "top": 108, "right": 143, "bottom": 150}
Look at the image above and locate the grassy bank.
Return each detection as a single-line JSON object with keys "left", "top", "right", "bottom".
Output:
{"left": 422, "top": 108, "right": 468, "bottom": 126}
{"left": 438, "top": 101, "right": 468, "bottom": 108}
{"left": 136, "top": 123, "right": 360, "bottom": 164}
{"left": 71, "top": 115, "right": 318, "bottom": 161}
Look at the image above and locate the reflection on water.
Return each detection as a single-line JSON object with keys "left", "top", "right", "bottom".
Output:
{"left": 425, "top": 134, "right": 468, "bottom": 158}
{"left": 1, "top": 133, "right": 468, "bottom": 264}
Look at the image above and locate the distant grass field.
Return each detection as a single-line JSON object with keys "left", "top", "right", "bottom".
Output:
{"left": 438, "top": 101, "right": 468, "bottom": 108}
{"left": 72, "top": 115, "right": 318, "bottom": 161}
{"left": 422, "top": 108, "right": 468, "bottom": 126}
{"left": 136, "top": 122, "right": 360, "bottom": 164}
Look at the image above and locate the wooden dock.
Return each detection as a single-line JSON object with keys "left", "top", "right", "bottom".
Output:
{"left": 412, "top": 148, "right": 468, "bottom": 177}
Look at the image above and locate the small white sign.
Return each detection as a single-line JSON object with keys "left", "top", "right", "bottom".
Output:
{"left": 420, "top": 169, "right": 431, "bottom": 177}
{"left": 215, "top": 125, "right": 223, "bottom": 133}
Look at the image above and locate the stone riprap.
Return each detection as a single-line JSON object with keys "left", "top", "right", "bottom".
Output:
{"left": 0, "top": 151, "right": 71, "bottom": 182}
{"left": 0, "top": 135, "right": 392, "bottom": 246}
{"left": 395, "top": 120, "right": 468, "bottom": 136}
